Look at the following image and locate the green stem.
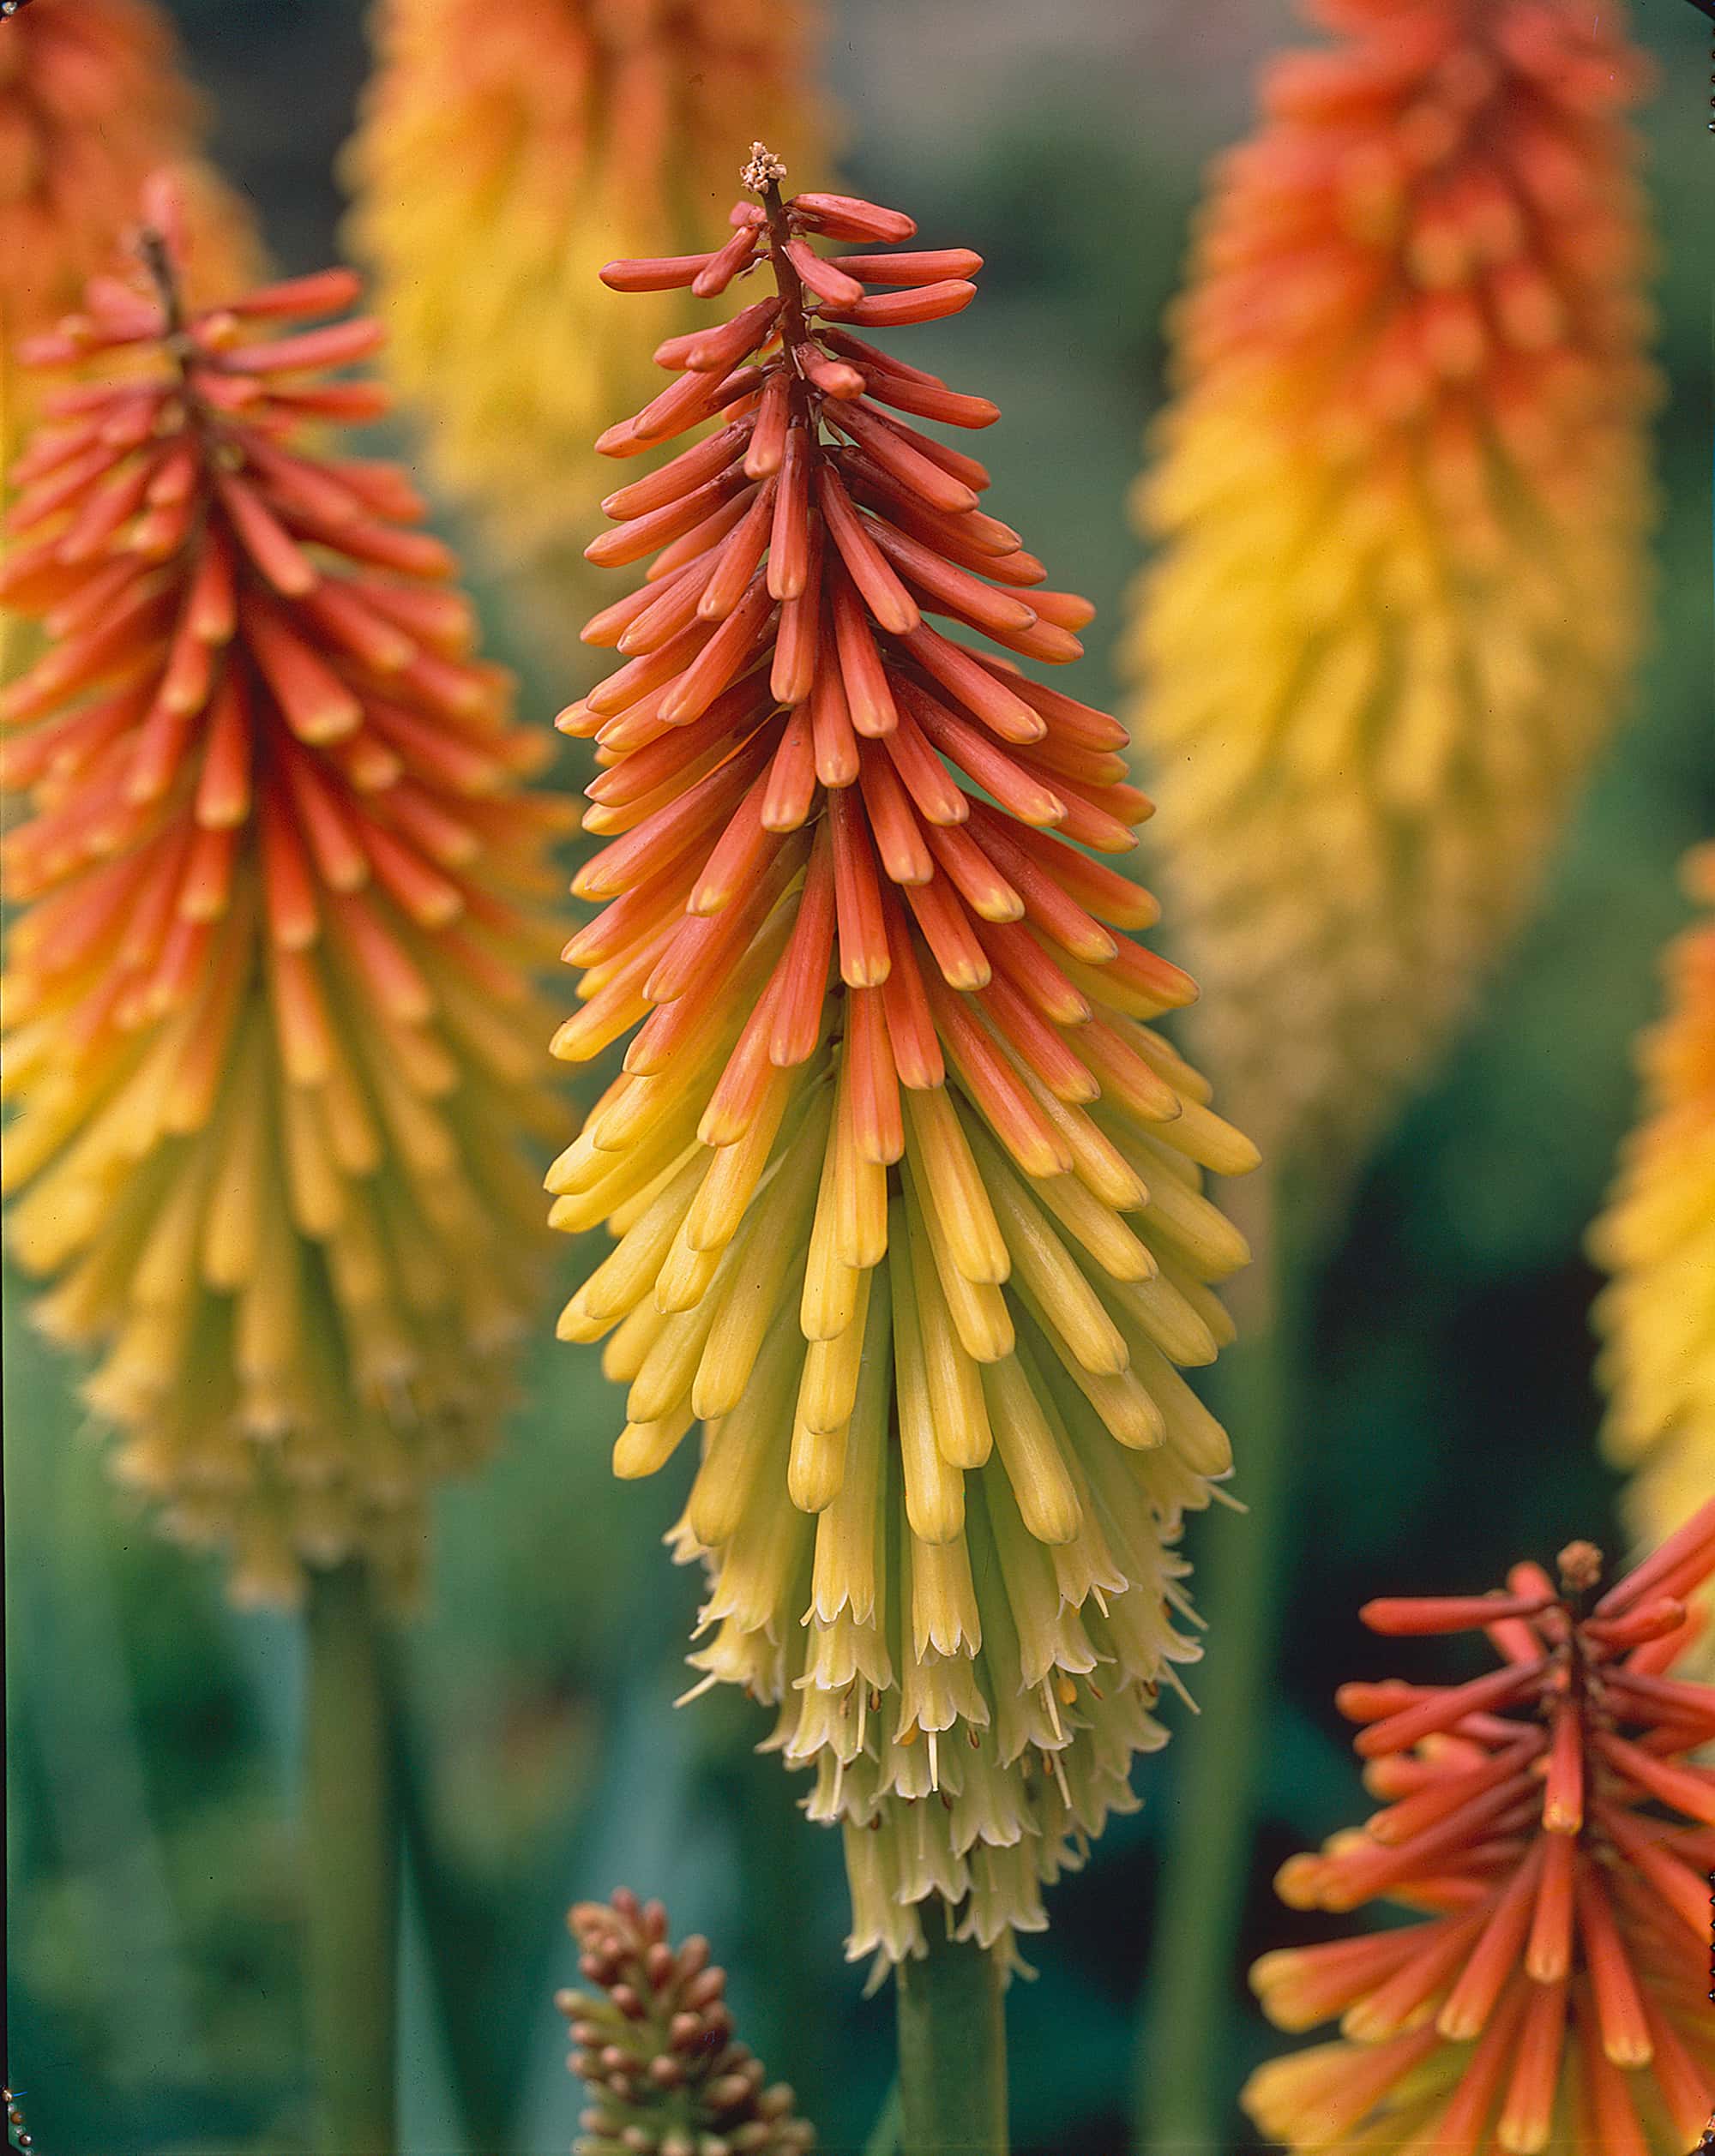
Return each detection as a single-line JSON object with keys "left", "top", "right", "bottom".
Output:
{"left": 305, "top": 1560, "right": 400, "bottom": 2156}
{"left": 896, "top": 1921, "right": 1008, "bottom": 2156}
{"left": 860, "top": 2080, "right": 903, "bottom": 2156}
{"left": 1132, "top": 1169, "right": 1313, "bottom": 2155}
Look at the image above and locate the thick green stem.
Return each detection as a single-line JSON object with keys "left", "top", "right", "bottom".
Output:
{"left": 860, "top": 2080, "right": 903, "bottom": 2156}
{"left": 1133, "top": 1169, "right": 1312, "bottom": 2154}
{"left": 305, "top": 1560, "right": 400, "bottom": 2156}
{"left": 393, "top": 1719, "right": 514, "bottom": 2155}
{"left": 896, "top": 1921, "right": 1008, "bottom": 2156}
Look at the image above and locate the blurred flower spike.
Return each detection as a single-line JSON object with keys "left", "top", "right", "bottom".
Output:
{"left": 557, "top": 1889, "right": 815, "bottom": 2156}
{"left": 345, "top": 0, "right": 827, "bottom": 613}
{"left": 1244, "top": 1501, "right": 1715, "bottom": 2154}
{"left": 0, "top": 176, "right": 567, "bottom": 1607}
{"left": 1592, "top": 845, "right": 1715, "bottom": 1673}
{"left": 551, "top": 155, "right": 1259, "bottom": 1971}
{"left": 0, "top": 0, "right": 258, "bottom": 471}
{"left": 1128, "top": 0, "right": 1658, "bottom": 1169}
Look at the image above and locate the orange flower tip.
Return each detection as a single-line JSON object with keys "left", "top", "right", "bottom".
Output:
{"left": 695, "top": 1108, "right": 748, "bottom": 1150}
{"left": 1524, "top": 1944, "right": 1569, "bottom": 1988}
{"left": 123, "top": 772, "right": 172, "bottom": 810}
{"left": 1274, "top": 1855, "right": 1324, "bottom": 1909}
{"left": 1435, "top": 2003, "right": 1486, "bottom": 2044}
{"left": 298, "top": 696, "right": 364, "bottom": 745}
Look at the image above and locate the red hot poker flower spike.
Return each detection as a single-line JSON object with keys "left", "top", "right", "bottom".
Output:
{"left": 1246, "top": 1502, "right": 1715, "bottom": 2155}
{"left": 551, "top": 148, "right": 1259, "bottom": 1973}
{"left": 0, "top": 179, "right": 567, "bottom": 1606}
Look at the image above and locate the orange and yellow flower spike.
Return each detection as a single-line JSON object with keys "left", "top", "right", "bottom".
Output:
{"left": 1592, "top": 846, "right": 1715, "bottom": 1674}
{"left": 343, "top": 1, "right": 827, "bottom": 646}
{"left": 0, "top": 181, "right": 566, "bottom": 1606}
{"left": 551, "top": 148, "right": 1260, "bottom": 1973}
{"left": 1245, "top": 1512, "right": 1715, "bottom": 2154}
{"left": 1, "top": 0, "right": 257, "bottom": 475}
{"left": 1126, "top": 0, "right": 1657, "bottom": 1169}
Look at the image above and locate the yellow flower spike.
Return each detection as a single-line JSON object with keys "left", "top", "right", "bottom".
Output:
{"left": 553, "top": 162, "right": 1256, "bottom": 1972}
{"left": 1592, "top": 845, "right": 1715, "bottom": 1673}
{"left": 1125, "top": 0, "right": 1658, "bottom": 1174}
{"left": 345, "top": 0, "right": 829, "bottom": 663}
{"left": 1, "top": 203, "right": 563, "bottom": 1606}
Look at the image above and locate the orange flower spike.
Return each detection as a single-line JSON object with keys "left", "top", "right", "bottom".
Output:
{"left": 0, "top": 183, "right": 566, "bottom": 1607}
{"left": 552, "top": 147, "right": 1260, "bottom": 1973}
{"left": 1245, "top": 1505, "right": 1715, "bottom": 2154}
{"left": 0, "top": 0, "right": 258, "bottom": 477}
{"left": 1128, "top": 0, "right": 1657, "bottom": 1177}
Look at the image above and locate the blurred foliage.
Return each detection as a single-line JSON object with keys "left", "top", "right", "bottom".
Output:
{"left": 4, "top": 3, "right": 1711, "bottom": 2153}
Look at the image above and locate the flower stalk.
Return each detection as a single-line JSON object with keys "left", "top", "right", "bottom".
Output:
{"left": 304, "top": 1560, "right": 399, "bottom": 2156}
{"left": 895, "top": 1924, "right": 1008, "bottom": 2156}
{"left": 1134, "top": 1167, "right": 1312, "bottom": 2153}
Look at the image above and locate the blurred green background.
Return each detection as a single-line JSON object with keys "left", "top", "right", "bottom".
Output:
{"left": 4, "top": 3, "right": 1711, "bottom": 2153}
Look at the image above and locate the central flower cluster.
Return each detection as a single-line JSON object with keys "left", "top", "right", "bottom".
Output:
{"left": 551, "top": 160, "right": 1258, "bottom": 1968}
